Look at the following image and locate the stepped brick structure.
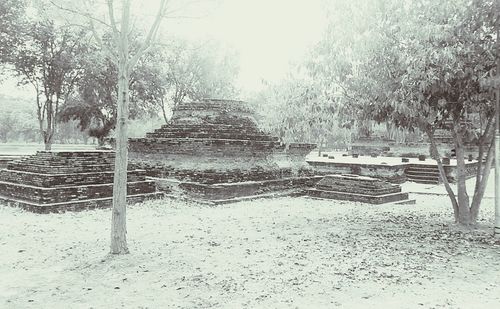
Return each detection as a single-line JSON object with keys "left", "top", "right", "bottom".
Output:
{"left": 0, "top": 155, "right": 22, "bottom": 169}
{"left": 0, "top": 151, "right": 161, "bottom": 213}
{"left": 307, "top": 174, "right": 411, "bottom": 204}
{"left": 127, "top": 99, "right": 317, "bottom": 201}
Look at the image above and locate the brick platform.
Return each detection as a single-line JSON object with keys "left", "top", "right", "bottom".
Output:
{"left": 306, "top": 174, "right": 412, "bottom": 204}
{"left": 126, "top": 99, "right": 316, "bottom": 199}
{"left": 0, "top": 151, "right": 162, "bottom": 213}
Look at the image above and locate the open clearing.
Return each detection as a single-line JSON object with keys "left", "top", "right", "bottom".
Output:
{"left": 1, "top": 194, "right": 499, "bottom": 309}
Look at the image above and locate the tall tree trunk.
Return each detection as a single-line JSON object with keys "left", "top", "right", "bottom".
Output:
{"left": 473, "top": 139, "right": 484, "bottom": 195}
{"left": 110, "top": 3, "right": 131, "bottom": 255}
{"left": 470, "top": 116, "right": 495, "bottom": 222}
{"left": 45, "top": 100, "right": 53, "bottom": 151}
{"left": 160, "top": 97, "right": 169, "bottom": 123}
{"left": 98, "top": 136, "right": 106, "bottom": 147}
{"left": 453, "top": 124, "right": 471, "bottom": 225}
{"left": 110, "top": 62, "right": 129, "bottom": 254}
{"left": 427, "top": 128, "right": 459, "bottom": 222}
{"left": 470, "top": 137, "right": 495, "bottom": 222}
{"left": 317, "top": 136, "right": 323, "bottom": 157}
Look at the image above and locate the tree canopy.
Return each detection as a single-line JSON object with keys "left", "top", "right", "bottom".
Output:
{"left": 308, "top": 0, "right": 499, "bottom": 225}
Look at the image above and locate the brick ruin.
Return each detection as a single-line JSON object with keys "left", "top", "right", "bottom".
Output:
{"left": 307, "top": 174, "right": 412, "bottom": 204}
{"left": 127, "top": 99, "right": 318, "bottom": 202}
{"left": 0, "top": 151, "right": 161, "bottom": 213}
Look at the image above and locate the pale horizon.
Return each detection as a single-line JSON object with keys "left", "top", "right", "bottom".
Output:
{"left": 0, "top": 0, "right": 327, "bottom": 100}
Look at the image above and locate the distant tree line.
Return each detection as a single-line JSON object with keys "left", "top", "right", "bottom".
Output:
{"left": 0, "top": 0, "right": 239, "bottom": 148}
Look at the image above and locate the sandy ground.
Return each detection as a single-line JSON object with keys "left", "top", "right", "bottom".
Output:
{"left": 1, "top": 193, "right": 499, "bottom": 309}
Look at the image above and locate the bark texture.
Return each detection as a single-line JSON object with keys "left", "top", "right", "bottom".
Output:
{"left": 110, "top": 1, "right": 131, "bottom": 255}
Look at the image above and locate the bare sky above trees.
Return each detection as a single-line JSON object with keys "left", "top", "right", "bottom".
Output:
{"left": 1, "top": 0, "right": 326, "bottom": 98}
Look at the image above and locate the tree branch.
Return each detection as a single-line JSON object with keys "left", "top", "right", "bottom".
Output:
{"left": 129, "top": 0, "right": 169, "bottom": 67}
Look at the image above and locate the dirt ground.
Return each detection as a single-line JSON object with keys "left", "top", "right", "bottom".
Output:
{"left": 1, "top": 194, "right": 499, "bottom": 309}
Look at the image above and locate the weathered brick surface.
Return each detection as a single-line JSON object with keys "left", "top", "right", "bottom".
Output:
{"left": 307, "top": 174, "right": 410, "bottom": 204}
{"left": 0, "top": 193, "right": 162, "bottom": 214}
{"left": 316, "top": 174, "right": 402, "bottom": 195}
{"left": 0, "top": 151, "right": 160, "bottom": 212}
{"left": 178, "top": 176, "right": 323, "bottom": 200}
{"left": 0, "top": 169, "right": 147, "bottom": 187}
{"left": 307, "top": 189, "right": 409, "bottom": 204}
{"left": 127, "top": 99, "right": 316, "bottom": 185}
{"left": 0, "top": 180, "right": 156, "bottom": 204}
{"left": 306, "top": 161, "right": 407, "bottom": 183}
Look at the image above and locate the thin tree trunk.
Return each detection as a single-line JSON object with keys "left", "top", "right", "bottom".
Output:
{"left": 474, "top": 140, "right": 484, "bottom": 195}
{"left": 317, "top": 136, "right": 323, "bottom": 157}
{"left": 45, "top": 99, "right": 53, "bottom": 151}
{"left": 427, "top": 128, "right": 459, "bottom": 222}
{"left": 110, "top": 2, "right": 131, "bottom": 255}
{"left": 98, "top": 136, "right": 106, "bottom": 147}
{"left": 473, "top": 117, "right": 494, "bottom": 194}
{"left": 470, "top": 116, "right": 495, "bottom": 220}
{"left": 160, "top": 97, "right": 168, "bottom": 123}
{"left": 470, "top": 136, "right": 495, "bottom": 222}
{"left": 453, "top": 124, "right": 471, "bottom": 225}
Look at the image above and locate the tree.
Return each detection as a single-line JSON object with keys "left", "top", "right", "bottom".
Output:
{"left": 51, "top": 0, "right": 221, "bottom": 254}
{"left": 153, "top": 38, "right": 239, "bottom": 122}
{"left": 0, "top": 0, "right": 26, "bottom": 75}
{"left": 1, "top": 17, "right": 88, "bottom": 150}
{"left": 0, "top": 111, "right": 18, "bottom": 143}
{"left": 94, "top": 0, "right": 167, "bottom": 254}
{"left": 310, "top": 0, "right": 498, "bottom": 225}
{"left": 55, "top": 0, "right": 170, "bottom": 254}
{"left": 251, "top": 74, "right": 338, "bottom": 154}
{"left": 59, "top": 48, "right": 159, "bottom": 146}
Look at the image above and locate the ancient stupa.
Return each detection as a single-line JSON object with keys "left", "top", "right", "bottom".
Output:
{"left": 128, "top": 99, "right": 318, "bottom": 202}
{"left": 0, "top": 151, "right": 161, "bottom": 213}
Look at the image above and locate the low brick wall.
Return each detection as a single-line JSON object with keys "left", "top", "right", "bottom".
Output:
{"left": 442, "top": 162, "right": 480, "bottom": 183}
{"left": 306, "top": 174, "right": 410, "bottom": 204}
{"left": 157, "top": 176, "right": 323, "bottom": 201}
{"left": 307, "top": 159, "right": 480, "bottom": 184}
{"left": 0, "top": 180, "right": 156, "bottom": 204}
{"left": 0, "top": 169, "right": 147, "bottom": 187}
{"left": 307, "top": 161, "right": 407, "bottom": 183}
{"left": 0, "top": 192, "right": 162, "bottom": 214}
{"left": 351, "top": 142, "right": 478, "bottom": 159}
{"left": 307, "top": 189, "right": 409, "bottom": 204}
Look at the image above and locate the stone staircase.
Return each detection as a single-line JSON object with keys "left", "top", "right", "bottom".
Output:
{"left": 404, "top": 165, "right": 442, "bottom": 184}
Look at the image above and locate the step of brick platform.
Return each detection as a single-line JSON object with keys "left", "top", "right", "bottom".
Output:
{"left": 0, "top": 151, "right": 162, "bottom": 212}
{"left": 306, "top": 188, "right": 410, "bottom": 204}
{"left": 404, "top": 165, "right": 441, "bottom": 184}
{"left": 0, "top": 192, "right": 163, "bottom": 213}
{"left": 305, "top": 174, "right": 411, "bottom": 204}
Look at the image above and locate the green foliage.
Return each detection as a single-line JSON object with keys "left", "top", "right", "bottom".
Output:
{"left": 311, "top": 0, "right": 497, "bottom": 133}
{"left": 251, "top": 73, "right": 339, "bottom": 145}
{"left": 0, "top": 94, "right": 40, "bottom": 143}
{"left": 154, "top": 38, "right": 240, "bottom": 121}
{"left": 0, "top": 0, "right": 27, "bottom": 72}
{"left": 59, "top": 48, "right": 161, "bottom": 144}
{"left": 0, "top": 14, "right": 90, "bottom": 148}
{"left": 308, "top": 0, "right": 499, "bottom": 224}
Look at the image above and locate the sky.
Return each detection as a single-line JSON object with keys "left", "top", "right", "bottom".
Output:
{"left": 163, "top": 0, "right": 327, "bottom": 93}
{"left": 0, "top": 0, "right": 327, "bottom": 99}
